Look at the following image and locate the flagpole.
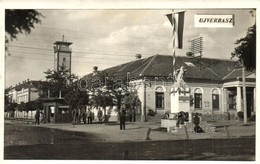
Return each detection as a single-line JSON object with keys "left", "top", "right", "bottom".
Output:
{"left": 172, "top": 10, "right": 176, "bottom": 83}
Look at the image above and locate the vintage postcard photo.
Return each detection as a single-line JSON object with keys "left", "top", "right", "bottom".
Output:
{"left": 1, "top": 0, "right": 258, "bottom": 161}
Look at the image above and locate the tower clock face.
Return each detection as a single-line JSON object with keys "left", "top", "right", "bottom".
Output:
{"left": 58, "top": 52, "right": 71, "bottom": 71}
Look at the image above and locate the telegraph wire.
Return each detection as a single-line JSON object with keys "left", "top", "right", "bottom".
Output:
{"left": 8, "top": 50, "right": 133, "bottom": 61}
{"left": 7, "top": 44, "right": 153, "bottom": 58}
{"left": 7, "top": 55, "right": 124, "bottom": 65}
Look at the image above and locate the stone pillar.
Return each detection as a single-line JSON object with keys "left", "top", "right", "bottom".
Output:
{"left": 141, "top": 82, "right": 147, "bottom": 122}
{"left": 236, "top": 86, "right": 242, "bottom": 112}
{"left": 222, "top": 88, "right": 227, "bottom": 113}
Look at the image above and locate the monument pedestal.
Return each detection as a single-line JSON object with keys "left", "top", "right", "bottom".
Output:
{"left": 170, "top": 87, "right": 190, "bottom": 113}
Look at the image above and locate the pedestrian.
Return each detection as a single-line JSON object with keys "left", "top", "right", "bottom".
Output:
{"left": 87, "top": 108, "right": 92, "bottom": 124}
{"left": 97, "top": 108, "right": 103, "bottom": 123}
{"left": 72, "top": 108, "right": 77, "bottom": 127}
{"left": 193, "top": 113, "right": 203, "bottom": 133}
{"left": 82, "top": 109, "right": 87, "bottom": 124}
{"left": 129, "top": 110, "right": 133, "bottom": 122}
{"left": 35, "top": 109, "right": 40, "bottom": 125}
{"left": 77, "top": 107, "right": 81, "bottom": 124}
{"left": 119, "top": 108, "right": 126, "bottom": 130}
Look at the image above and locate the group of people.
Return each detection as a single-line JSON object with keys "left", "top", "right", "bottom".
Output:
{"left": 72, "top": 107, "right": 104, "bottom": 127}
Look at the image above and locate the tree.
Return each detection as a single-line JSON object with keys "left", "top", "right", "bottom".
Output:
{"left": 42, "top": 69, "right": 78, "bottom": 98}
{"left": 89, "top": 87, "right": 114, "bottom": 116}
{"left": 122, "top": 89, "right": 140, "bottom": 122}
{"left": 5, "top": 102, "right": 17, "bottom": 113}
{"left": 64, "top": 89, "right": 89, "bottom": 110}
{"left": 5, "top": 9, "right": 43, "bottom": 49}
{"left": 231, "top": 15, "right": 256, "bottom": 71}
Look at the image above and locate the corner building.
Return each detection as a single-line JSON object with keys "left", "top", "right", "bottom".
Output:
{"left": 84, "top": 54, "right": 256, "bottom": 119}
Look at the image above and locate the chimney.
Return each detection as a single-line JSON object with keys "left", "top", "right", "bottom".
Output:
{"left": 135, "top": 54, "right": 142, "bottom": 60}
{"left": 93, "top": 66, "right": 98, "bottom": 75}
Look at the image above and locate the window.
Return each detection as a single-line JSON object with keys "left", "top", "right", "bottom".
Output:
{"left": 212, "top": 89, "right": 219, "bottom": 109}
{"left": 156, "top": 92, "right": 164, "bottom": 109}
{"left": 194, "top": 88, "right": 202, "bottom": 109}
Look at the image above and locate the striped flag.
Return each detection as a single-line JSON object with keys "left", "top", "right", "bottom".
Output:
{"left": 166, "top": 11, "right": 185, "bottom": 49}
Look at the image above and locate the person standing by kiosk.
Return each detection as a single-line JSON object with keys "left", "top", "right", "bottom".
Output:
{"left": 87, "top": 108, "right": 92, "bottom": 124}
{"left": 119, "top": 108, "right": 126, "bottom": 130}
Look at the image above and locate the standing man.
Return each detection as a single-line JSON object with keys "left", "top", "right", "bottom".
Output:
{"left": 77, "top": 107, "right": 81, "bottom": 124}
{"left": 97, "top": 108, "right": 103, "bottom": 123}
{"left": 72, "top": 108, "right": 77, "bottom": 128}
{"left": 35, "top": 109, "right": 40, "bottom": 125}
{"left": 119, "top": 108, "right": 126, "bottom": 130}
{"left": 87, "top": 108, "right": 92, "bottom": 124}
{"left": 82, "top": 108, "right": 87, "bottom": 124}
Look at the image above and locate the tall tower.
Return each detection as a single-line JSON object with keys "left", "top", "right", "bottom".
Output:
{"left": 53, "top": 36, "right": 73, "bottom": 75}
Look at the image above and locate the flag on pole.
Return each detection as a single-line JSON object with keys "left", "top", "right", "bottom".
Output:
{"left": 166, "top": 11, "right": 185, "bottom": 49}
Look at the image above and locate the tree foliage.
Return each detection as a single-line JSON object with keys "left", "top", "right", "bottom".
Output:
{"left": 5, "top": 102, "right": 18, "bottom": 112}
{"left": 122, "top": 90, "right": 141, "bottom": 112}
{"left": 231, "top": 23, "right": 256, "bottom": 71}
{"left": 42, "top": 69, "right": 78, "bottom": 98}
{"left": 89, "top": 87, "right": 114, "bottom": 110}
{"left": 5, "top": 10, "right": 42, "bottom": 43}
{"left": 64, "top": 90, "right": 89, "bottom": 109}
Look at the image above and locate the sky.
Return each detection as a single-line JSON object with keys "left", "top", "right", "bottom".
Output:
{"left": 5, "top": 9, "right": 256, "bottom": 87}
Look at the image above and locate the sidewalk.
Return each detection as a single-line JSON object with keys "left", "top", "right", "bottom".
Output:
{"left": 4, "top": 119, "right": 255, "bottom": 142}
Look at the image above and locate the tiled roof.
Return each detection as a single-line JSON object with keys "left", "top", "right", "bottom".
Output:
{"left": 223, "top": 68, "right": 255, "bottom": 81}
{"left": 82, "top": 54, "right": 241, "bottom": 82}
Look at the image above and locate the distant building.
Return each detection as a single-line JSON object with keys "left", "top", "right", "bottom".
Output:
{"left": 5, "top": 37, "right": 74, "bottom": 123}
{"left": 6, "top": 80, "right": 47, "bottom": 118}
{"left": 83, "top": 54, "right": 256, "bottom": 119}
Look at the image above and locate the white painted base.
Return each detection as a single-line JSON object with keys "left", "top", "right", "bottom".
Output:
{"left": 170, "top": 88, "right": 190, "bottom": 113}
{"left": 171, "top": 91, "right": 180, "bottom": 113}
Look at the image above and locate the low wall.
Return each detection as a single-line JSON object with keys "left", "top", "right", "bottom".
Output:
{"left": 201, "top": 113, "right": 232, "bottom": 122}
{"left": 161, "top": 119, "right": 177, "bottom": 128}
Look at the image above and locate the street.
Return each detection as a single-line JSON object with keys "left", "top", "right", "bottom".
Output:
{"left": 4, "top": 123, "right": 255, "bottom": 160}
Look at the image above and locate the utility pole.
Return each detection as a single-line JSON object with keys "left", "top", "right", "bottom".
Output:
{"left": 141, "top": 77, "right": 147, "bottom": 122}
{"left": 242, "top": 60, "right": 247, "bottom": 125}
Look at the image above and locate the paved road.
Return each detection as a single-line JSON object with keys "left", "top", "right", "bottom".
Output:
{"left": 4, "top": 123, "right": 255, "bottom": 160}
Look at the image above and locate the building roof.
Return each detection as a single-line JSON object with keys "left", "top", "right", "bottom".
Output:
{"left": 6, "top": 80, "right": 52, "bottom": 92}
{"left": 223, "top": 68, "right": 256, "bottom": 81}
{"left": 82, "top": 54, "right": 243, "bottom": 83}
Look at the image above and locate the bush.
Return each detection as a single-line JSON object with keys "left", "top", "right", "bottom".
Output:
{"left": 237, "top": 111, "right": 244, "bottom": 120}
{"left": 147, "top": 109, "right": 155, "bottom": 116}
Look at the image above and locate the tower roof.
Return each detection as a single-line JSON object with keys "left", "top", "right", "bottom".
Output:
{"left": 53, "top": 41, "right": 73, "bottom": 46}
